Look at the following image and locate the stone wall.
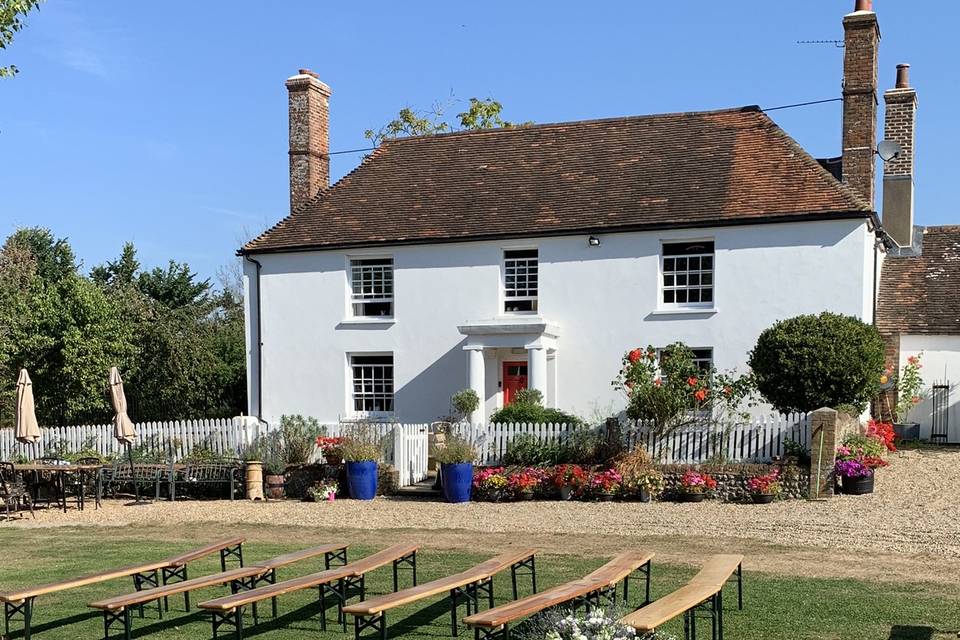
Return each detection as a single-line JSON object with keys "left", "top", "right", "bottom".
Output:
{"left": 658, "top": 463, "right": 809, "bottom": 502}
{"left": 284, "top": 463, "right": 399, "bottom": 499}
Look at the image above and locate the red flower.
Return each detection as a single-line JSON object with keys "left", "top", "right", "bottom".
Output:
{"left": 687, "top": 376, "right": 698, "bottom": 387}
{"left": 653, "top": 377, "right": 662, "bottom": 387}
{"left": 723, "top": 386, "right": 732, "bottom": 396}
{"left": 628, "top": 349, "right": 642, "bottom": 364}
{"left": 694, "top": 388, "right": 708, "bottom": 402}
{"left": 907, "top": 355, "right": 919, "bottom": 365}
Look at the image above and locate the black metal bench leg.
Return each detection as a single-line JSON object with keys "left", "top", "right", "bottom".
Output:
{"left": 718, "top": 589, "right": 724, "bottom": 640}
{"left": 5, "top": 597, "right": 35, "bottom": 640}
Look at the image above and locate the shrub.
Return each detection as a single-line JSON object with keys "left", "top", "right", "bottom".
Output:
{"left": 748, "top": 312, "right": 885, "bottom": 413}
{"left": 892, "top": 353, "right": 925, "bottom": 423}
{"left": 502, "top": 429, "right": 601, "bottom": 466}
{"left": 450, "top": 389, "right": 480, "bottom": 422}
{"left": 489, "top": 389, "right": 582, "bottom": 426}
{"left": 433, "top": 434, "right": 477, "bottom": 465}
{"left": 340, "top": 423, "right": 385, "bottom": 462}
{"left": 277, "top": 415, "right": 325, "bottom": 466}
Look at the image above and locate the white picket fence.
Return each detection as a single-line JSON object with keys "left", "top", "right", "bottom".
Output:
{"left": 0, "top": 418, "right": 270, "bottom": 462}
{"left": 460, "top": 413, "right": 810, "bottom": 466}
{"left": 0, "top": 414, "right": 809, "bottom": 487}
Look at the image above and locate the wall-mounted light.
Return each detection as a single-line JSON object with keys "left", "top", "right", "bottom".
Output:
{"left": 588, "top": 235, "right": 601, "bottom": 247}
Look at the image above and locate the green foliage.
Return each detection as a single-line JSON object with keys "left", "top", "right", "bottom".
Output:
{"left": 893, "top": 353, "right": 925, "bottom": 423}
{"left": 748, "top": 312, "right": 885, "bottom": 413}
{"left": 433, "top": 434, "right": 476, "bottom": 465}
{"left": 340, "top": 423, "right": 385, "bottom": 462}
{"left": 489, "top": 388, "right": 581, "bottom": 426}
{"left": 365, "top": 96, "right": 530, "bottom": 146}
{"left": 0, "top": 0, "right": 43, "bottom": 78}
{"left": 0, "top": 228, "right": 246, "bottom": 426}
{"left": 502, "top": 430, "right": 601, "bottom": 466}
{"left": 277, "top": 415, "right": 324, "bottom": 466}
{"left": 450, "top": 389, "right": 480, "bottom": 422}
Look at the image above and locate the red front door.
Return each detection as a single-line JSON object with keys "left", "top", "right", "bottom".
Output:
{"left": 502, "top": 361, "right": 528, "bottom": 406}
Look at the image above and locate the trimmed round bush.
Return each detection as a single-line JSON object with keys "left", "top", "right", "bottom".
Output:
{"left": 748, "top": 312, "right": 885, "bottom": 414}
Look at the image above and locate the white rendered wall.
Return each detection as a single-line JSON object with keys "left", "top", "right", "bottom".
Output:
{"left": 244, "top": 218, "right": 875, "bottom": 425}
{"left": 899, "top": 335, "right": 960, "bottom": 442}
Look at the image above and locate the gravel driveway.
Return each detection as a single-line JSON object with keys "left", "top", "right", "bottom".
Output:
{"left": 5, "top": 447, "right": 959, "bottom": 572}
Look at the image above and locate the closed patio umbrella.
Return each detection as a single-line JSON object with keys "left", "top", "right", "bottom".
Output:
{"left": 109, "top": 367, "right": 143, "bottom": 503}
{"left": 15, "top": 369, "right": 41, "bottom": 454}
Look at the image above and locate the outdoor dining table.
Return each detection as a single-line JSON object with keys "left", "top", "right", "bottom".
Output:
{"left": 12, "top": 463, "right": 103, "bottom": 513}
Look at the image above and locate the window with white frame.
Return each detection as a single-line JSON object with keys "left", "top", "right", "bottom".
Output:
{"left": 503, "top": 249, "right": 538, "bottom": 313}
{"left": 350, "top": 354, "right": 394, "bottom": 413}
{"left": 350, "top": 258, "right": 393, "bottom": 317}
{"left": 658, "top": 347, "right": 714, "bottom": 374}
{"left": 661, "top": 241, "right": 714, "bottom": 307}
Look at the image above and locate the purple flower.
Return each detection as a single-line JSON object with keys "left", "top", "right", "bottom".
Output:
{"left": 835, "top": 459, "right": 873, "bottom": 478}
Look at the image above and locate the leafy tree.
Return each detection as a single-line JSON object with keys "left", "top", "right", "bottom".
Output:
{"left": 0, "top": 0, "right": 43, "bottom": 78}
{"left": 0, "top": 229, "right": 246, "bottom": 427}
{"left": 136, "top": 260, "right": 211, "bottom": 308}
{"left": 365, "top": 97, "right": 529, "bottom": 146}
{"left": 749, "top": 312, "right": 885, "bottom": 414}
{"left": 90, "top": 242, "right": 140, "bottom": 287}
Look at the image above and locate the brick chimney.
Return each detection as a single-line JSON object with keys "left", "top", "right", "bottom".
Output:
{"left": 286, "top": 69, "right": 331, "bottom": 212}
{"left": 881, "top": 64, "right": 918, "bottom": 248}
{"left": 841, "top": 0, "right": 880, "bottom": 208}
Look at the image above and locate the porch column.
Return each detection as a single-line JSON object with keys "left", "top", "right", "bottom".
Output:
{"left": 466, "top": 346, "right": 485, "bottom": 425}
{"left": 528, "top": 346, "right": 548, "bottom": 402}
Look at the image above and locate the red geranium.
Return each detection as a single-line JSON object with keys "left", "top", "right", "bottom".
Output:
{"left": 687, "top": 376, "right": 698, "bottom": 387}
{"left": 866, "top": 419, "right": 897, "bottom": 452}
{"left": 694, "top": 388, "right": 708, "bottom": 402}
{"left": 628, "top": 348, "right": 643, "bottom": 364}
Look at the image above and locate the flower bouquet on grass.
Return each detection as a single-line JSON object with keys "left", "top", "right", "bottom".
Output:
{"left": 552, "top": 464, "right": 589, "bottom": 500}
{"left": 590, "top": 469, "right": 623, "bottom": 502}
{"left": 678, "top": 470, "right": 716, "bottom": 502}
{"left": 746, "top": 470, "right": 781, "bottom": 504}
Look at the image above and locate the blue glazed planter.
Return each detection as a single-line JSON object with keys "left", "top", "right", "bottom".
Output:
{"left": 441, "top": 463, "right": 474, "bottom": 503}
{"left": 346, "top": 461, "right": 378, "bottom": 500}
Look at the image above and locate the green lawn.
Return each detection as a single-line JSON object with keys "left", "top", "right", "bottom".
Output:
{"left": 0, "top": 527, "right": 956, "bottom": 640}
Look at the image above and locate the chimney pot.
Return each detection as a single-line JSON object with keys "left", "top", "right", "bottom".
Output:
{"left": 896, "top": 63, "right": 910, "bottom": 88}
{"left": 854, "top": 0, "right": 872, "bottom": 11}
{"left": 298, "top": 68, "right": 319, "bottom": 79}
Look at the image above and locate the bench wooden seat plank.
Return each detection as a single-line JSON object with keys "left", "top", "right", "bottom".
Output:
{"left": 464, "top": 551, "right": 654, "bottom": 632}
{"left": 197, "top": 543, "right": 420, "bottom": 639}
{"left": 619, "top": 554, "right": 744, "bottom": 640}
{"left": 0, "top": 560, "right": 172, "bottom": 603}
{"left": 619, "top": 584, "right": 718, "bottom": 631}
{"left": 89, "top": 567, "right": 264, "bottom": 611}
{"left": 160, "top": 537, "right": 246, "bottom": 567}
{"left": 254, "top": 543, "right": 349, "bottom": 571}
{"left": 1, "top": 538, "right": 248, "bottom": 640}
{"left": 344, "top": 548, "right": 535, "bottom": 616}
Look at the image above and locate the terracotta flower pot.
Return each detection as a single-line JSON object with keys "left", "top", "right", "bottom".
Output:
{"left": 264, "top": 474, "right": 285, "bottom": 500}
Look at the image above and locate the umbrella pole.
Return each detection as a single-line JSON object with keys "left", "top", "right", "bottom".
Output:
{"left": 127, "top": 443, "right": 142, "bottom": 504}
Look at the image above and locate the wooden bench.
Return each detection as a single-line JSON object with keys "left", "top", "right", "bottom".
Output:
{"left": 0, "top": 537, "right": 245, "bottom": 640}
{"left": 88, "top": 543, "right": 349, "bottom": 640}
{"left": 197, "top": 543, "right": 419, "bottom": 639}
{"left": 463, "top": 550, "right": 654, "bottom": 640}
{"left": 619, "top": 554, "right": 743, "bottom": 640}
{"left": 343, "top": 548, "right": 536, "bottom": 639}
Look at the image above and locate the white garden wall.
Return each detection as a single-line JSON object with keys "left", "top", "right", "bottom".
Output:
{"left": 244, "top": 218, "right": 875, "bottom": 425}
{"left": 899, "top": 334, "right": 960, "bottom": 442}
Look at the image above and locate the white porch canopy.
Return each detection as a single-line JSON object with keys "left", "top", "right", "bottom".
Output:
{"left": 457, "top": 317, "right": 560, "bottom": 424}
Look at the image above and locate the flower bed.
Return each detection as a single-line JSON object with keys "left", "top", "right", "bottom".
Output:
{"left": 471, "top": 462, "right": 808, "bottom": 503}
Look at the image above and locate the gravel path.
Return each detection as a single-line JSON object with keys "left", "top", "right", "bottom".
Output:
{"left": 5, "top": 448, "right": 959, "bottom": 564}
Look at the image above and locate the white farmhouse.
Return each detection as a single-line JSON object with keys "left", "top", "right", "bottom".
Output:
{"left": 242, "top": 3, "right": 919, "bottom": 427}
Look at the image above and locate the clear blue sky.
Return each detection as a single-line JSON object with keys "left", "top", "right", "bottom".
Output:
{"left": 1, "top": 1, "right": 956, "bottom": 281}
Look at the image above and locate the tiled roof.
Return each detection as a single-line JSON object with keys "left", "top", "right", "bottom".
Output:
{"left": 243, "top": 106, "right": 871, "bottom": 254}
{"left": 877, "top": 226, "right": 960, "bottom": 336}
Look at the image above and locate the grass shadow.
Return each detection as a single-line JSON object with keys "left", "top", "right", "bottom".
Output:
{"left": 888, "top": 625, "right": 935, "bottom": 640}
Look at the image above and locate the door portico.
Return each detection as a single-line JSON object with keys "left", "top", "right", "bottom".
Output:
{"left": 457, "top": 318, "right": 560, "bottom": 424}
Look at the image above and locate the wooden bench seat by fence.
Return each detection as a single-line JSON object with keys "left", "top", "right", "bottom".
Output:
{"left": 88, "top": 543, "right": 349, "bottom": 640}
{"left": 0, "top": 537, "right": 246, "bottom": 640}
{"left": 197, "top": 543, "right": 419, "bottom": 639}
{"left": 344, "top": 548, "right": 536, "bottom": 640}
{"left": 619, "top": 554, "right": 743, "bottom": 640}
{"left": 463, "top": 550, "right": 654, "bottom": 640}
